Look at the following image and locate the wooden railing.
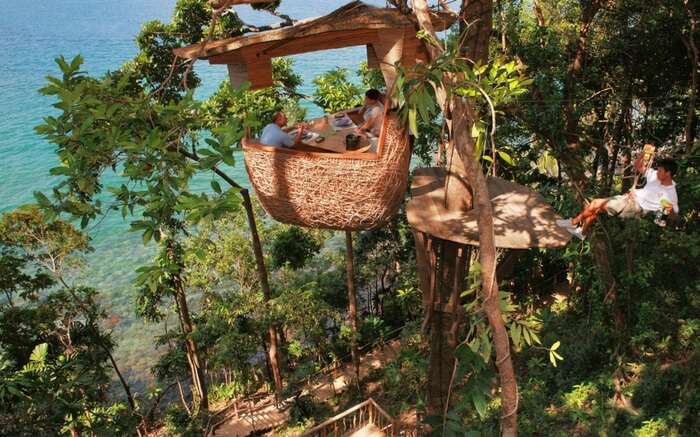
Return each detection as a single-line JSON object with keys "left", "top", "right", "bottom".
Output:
{"left": 205, "top": 325, "right": 409, "bottom": 436}
{"left": 204, "top": 392, "right": 274, "bottom": 435}
{"left": 302, "top": 398, "right": 395, "bottom": 436}
{"left": 297, "top": 324, "right": 404, "bottom": 396}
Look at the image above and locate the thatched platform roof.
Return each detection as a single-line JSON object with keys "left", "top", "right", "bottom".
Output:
{"left": 407, "top": 168, "right": 572, "bottom": 249}
{"left": 174, "top": 1, "right": 454, "bottom": 60}
{"left": 173, "top": 2, "right": 454, "bottom": 89}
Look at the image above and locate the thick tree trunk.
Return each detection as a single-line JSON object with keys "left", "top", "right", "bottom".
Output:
{"left": 411, "top": 1, "right": 518, "bottom": 435}
{"left": 556, "top": 2, "right": 601, "bottom": 202}
{"left": 240, "top": 189, "right": 284, "bottom": 398}
{"left": 344, "top": 231, "right": 362, "bottom": 391}
{"left": 555, "top": 3, "right": 620, "bottom": 323}
{"left": 413, "top": 231, "right": 469, "bottom": 417}
{"left": 457, "top": 4, "right": 516, "bottom": 433}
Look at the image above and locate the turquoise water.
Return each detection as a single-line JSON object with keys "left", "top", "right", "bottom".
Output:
{"left": 0, "top": 0, "right": 381, "bottom": 385}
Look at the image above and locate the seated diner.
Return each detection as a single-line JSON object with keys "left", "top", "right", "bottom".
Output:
{"left": 254, "top": 99, "right": 385, "bottom": 155}
{"left": 355, "top": 89, "right": 384, "bottom": 138}
{"left": 260, "top": 111, "right": 306, "bottom": 148}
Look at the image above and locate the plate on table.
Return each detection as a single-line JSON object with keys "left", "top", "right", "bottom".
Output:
{"left": 332, "top": 114, "right": 353, "bottom": 128}
{"left": 290, "top": 130, "right": 319, "bottom": 142}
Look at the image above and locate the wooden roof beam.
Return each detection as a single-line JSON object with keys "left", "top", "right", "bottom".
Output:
{"left": 210, "top": 0, "right": 277, "bottom": 9}
{"left": 173, "top": 3, "right": 457, "bottom": 60}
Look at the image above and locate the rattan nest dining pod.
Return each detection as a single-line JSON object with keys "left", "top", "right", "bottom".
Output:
{"left": 174, "top": 1, "right": 455, "bottom": 230}
{"left": 242, "top": 112, "right": 410, "bottom": 230}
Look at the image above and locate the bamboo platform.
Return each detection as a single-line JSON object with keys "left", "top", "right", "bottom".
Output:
{"left": 406, "top": 167, "right": 571, "bottom": 249}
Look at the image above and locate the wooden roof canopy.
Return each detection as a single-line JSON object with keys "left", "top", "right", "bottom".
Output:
{"left": 174, "top": 1, "right": 456, "bottom": 90}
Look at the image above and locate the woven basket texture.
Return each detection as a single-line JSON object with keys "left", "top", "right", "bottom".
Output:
{"left": 243, "top": 114, "right": 410, "bottom": 230}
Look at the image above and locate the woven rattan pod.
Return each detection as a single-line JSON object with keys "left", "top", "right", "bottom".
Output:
{"left": 242, "top": 113, "right": 410, "bottom": 230}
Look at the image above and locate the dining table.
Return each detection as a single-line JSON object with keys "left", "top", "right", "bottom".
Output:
{"left": 297, "top": 111, "right": 374, "bottom": 153}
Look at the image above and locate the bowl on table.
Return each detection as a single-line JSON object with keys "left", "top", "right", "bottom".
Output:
{"left": 332, "top": 114, "right": 353, "bottom": 128}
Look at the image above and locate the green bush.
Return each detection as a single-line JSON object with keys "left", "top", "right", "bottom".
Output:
{"left": 164, "top": 405, "right": 202, "bottom": 437}
{"left": 270, "top": 226, "right": 322, "bottom": 270}
{"left": 312, "top": 68, "right": 362, "bottom": 113}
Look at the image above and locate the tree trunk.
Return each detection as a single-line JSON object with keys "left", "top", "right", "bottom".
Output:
{"left": 452, "top": 100, "right": 519, "bottom": 437}
{"left": 344, "top": 230, "right": 362, "bottom": 392}
{"left": 105, "top": 346, "right": 138, "bottom": 413}
{"left": 172, "top": 273, "right": 209, "bottom": 412}
{"left": 457, "top": 3, "right": 517, "bottom": 432}
{"left": 176, "top": 377, "right": 191, "bottom": 414}
{"left": 413, "top": 231, "right": 469, "bottom": 417}
{"left": 60, "top": 278, "right": 140, "bottom": 423}
{"left": 411, "top": 1, "right": 518, "bottom": 435}
{"left": 240, "top": 188, "right": 283, "bottom": 398}
{"left": 533, "top": 0, "right": 545, "bottom": 27}
{"left": 180, "top": 152, "right": 285, "bottom": 399}
{"left": 543, "top": 2, "right": 620, "bottom": 322}
{"left": 682, "top": 0, "right": 699, "bottom": 153}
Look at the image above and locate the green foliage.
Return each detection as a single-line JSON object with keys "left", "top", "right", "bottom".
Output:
{"left": 287, "top": 394, "right": 331, "bottom": 426}
{"left": 353, "top": 212, "right": 421, "bottom": 326}
{"left": 369, "top": 326, "right": 427, "bottom": 413}
{"left": 130, "top": 0, "right": 220, "bottom": 100}
{"left": 270, "top": 226, "right": 322, "bottom": 270}
{"left": 23, "top": 0, "right": 700, "bottom": 434}
{"left": 164, "top": 404, "right": 203, "bottom": 437}
{"left": 0, "top": 210, "right": 135, "bottom": 434}
{"left": 201, "top": 58, "right": 305, "bottom": 133}
{"left": 394, "top": 52, "right": 531, "bottom": 170}
{"left": 357, "top": 61, "right": 386, "bottom": 91}
{"left": 312, "top": 67, "right": 363, "bottom": 113}
{"left": 251, "top": 0, "right": 282, "bottom": 11}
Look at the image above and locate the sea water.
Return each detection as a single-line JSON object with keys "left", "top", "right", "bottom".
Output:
{"left": 0, "top": 0, "right": 382, "bottom": 386}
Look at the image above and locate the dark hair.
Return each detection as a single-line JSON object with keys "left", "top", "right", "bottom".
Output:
{"left": 656, "top": 158, "right": 678, "bottom": 177}
{"left": 272, "top": 111, "right": 284, "bottom": 123}
{"left": 365, "top": 89, "right": 381, "bottom": 101}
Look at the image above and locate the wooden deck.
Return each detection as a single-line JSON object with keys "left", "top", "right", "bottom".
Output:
{"left": 406, "top": 167, "right": 571, "bottom": 249}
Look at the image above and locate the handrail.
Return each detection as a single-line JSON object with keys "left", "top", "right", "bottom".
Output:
{"left": 298, "top": 323, "right": 405, "bottom": 390}
{"left": 206, "top": 324, "right": 409, "bottom": 436}
{"left": 301, "top": 397, "right": 395, "bottom": 436}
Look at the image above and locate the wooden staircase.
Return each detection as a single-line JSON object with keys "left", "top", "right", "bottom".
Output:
{"left": 302, "top": 398, "right": 395, "bottom": 437}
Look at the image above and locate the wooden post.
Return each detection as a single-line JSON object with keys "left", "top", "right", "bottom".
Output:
{"left": 240, "top": 189, "right": 283, "bottom": 398}
{"left": 345, "top": 230, "right": 362, "bottom": 393}
{"left": 373, "top": 29, "right": 405, "bottom": 91}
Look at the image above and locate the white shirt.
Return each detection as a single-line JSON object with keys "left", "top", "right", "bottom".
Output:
{"left": 635, "top": 169, "right": 679, "bottom": 213}
{"left": 260, "top": 123, "right": 294, "bottom": 148}
{"left": 362, "top": 103, "right": 384, "bottom": 137}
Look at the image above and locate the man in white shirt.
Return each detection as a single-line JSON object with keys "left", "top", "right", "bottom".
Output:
{"left": 558, "top": 152, "right": 679, "bottom": 239}
{"left": 260, "top": 112, "right": 305, "bottom": 148}
{"left": 356, "top": 89, "right": 384, "bottom": 138}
